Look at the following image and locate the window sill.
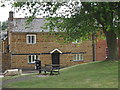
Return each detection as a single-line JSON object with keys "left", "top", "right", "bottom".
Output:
{"left": 27, "top": 43, "right": 36, "bottom": 44}
{"left": 28, "top": 62, "right": 35, "bottom": 64}
{"left": 71, "top": 60, "right": 84, "bottom": 62}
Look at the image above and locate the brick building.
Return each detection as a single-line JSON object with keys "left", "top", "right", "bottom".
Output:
{"left": 1, "top": 11, "right": 119, "bottom": 71}
{"left": 96, "top": 38, "right": 120, "bottom": 61}
{"left": 1, "top": 11, "right": 93, "bottom": 71}
{"left": 96, "top": 39, "right": 107, "bottom": 61}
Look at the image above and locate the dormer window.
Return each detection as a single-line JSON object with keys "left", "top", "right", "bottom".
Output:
{"left": 26, "top": 34, "right": 36, "bottom": 44}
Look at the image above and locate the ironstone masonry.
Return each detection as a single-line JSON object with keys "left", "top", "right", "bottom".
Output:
{"left": 2, "top": 11, "right": 119, "bottom": 71}
{"left": 1, "top": 11, "right": 93, "bottom": 70}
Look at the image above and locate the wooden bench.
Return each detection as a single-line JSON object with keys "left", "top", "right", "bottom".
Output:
{"left": 39, "top": 64, "right": 60, "bottom": 75}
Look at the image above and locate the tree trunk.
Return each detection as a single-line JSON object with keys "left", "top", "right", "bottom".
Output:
{"left": 118, "top": 38, "right": 120, "bottom": 59}
{"left": 105, "top": 30, "right": 118, "bottom": 60}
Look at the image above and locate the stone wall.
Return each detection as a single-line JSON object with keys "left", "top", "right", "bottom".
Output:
{"left": 1, "top": 38, "right": 11, "bottom": 71}
{"left": 10, "top": 32, "right": 93, "bottom": 69}
{"left": 2, "top": 53, "right": 11, "bottom": 71}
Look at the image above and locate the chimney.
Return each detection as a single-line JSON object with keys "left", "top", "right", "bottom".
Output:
{"left": 8, "top": 11, "right": 14, "bottom": 21}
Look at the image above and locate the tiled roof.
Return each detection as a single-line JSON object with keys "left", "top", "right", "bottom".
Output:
{"left": 12, "top": 18, "right": 58, "bottom": 32}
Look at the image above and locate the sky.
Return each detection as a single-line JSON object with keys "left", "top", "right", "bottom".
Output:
{"left": 0, "top": 1, "right": 14, "bottom": 22}
{"left": 0, "top": 0, "right": 117, "bottom": 22}
{"left": 0, "top": 1, "right": 27, "bottom": 22}
{"left": 0, "top": 1, "right": 81, "bottom": 22}
{"left": 0, "top": 5, "right": 26, "bottom": 22}
{"left": 0, "top": 6, "right": 11, "bottom": 22}
{"left": 0, "top": 5, "right": 71, "bottom": 22}
{"left": 0, "top": 4, "right": 60, "bottom": 22}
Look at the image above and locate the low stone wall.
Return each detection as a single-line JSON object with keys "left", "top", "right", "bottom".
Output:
{"left": 3, "top": 69, "right": 22, "bottom": 76}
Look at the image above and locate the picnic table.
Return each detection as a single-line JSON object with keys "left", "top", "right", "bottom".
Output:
{"left": 39, "top": 64, "right": 60, "bottom": 75}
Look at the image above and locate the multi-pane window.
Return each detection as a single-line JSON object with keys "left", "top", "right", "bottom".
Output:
{"left": 26, "top": 34, "right": 36, "bottom": 44}
{"left": 73, "top": 54, "right": 84, "bottom": 61}
{"left": 28, "top": 55, "right": 38, "bottom": 63}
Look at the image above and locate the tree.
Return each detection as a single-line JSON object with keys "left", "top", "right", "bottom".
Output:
{"left": 44, "top": 2, "right": 120, "bottom": 60}
{"left": 0, "top": 21, "right": 8, "bottom": 30}
{"left": 2, "top": 21, "right": 8, "bottom": 30}
{"left": 2, "top": 1, "right": 119, "bottom": 60}
{"left": 82, "top": 2, "right": 119, "bottom": 61}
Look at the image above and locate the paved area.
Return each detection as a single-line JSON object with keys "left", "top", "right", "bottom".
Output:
{"left": 2, "top": 74, "right": 49, "bottom": 86}
{"left": 22, "top": 69, "right": 39, "bottom": 74}
{"left": 1, "top": 70, "right": 50, "bottom": 88}
{"left": 0, "top": 75, "right": 4, "bottom": 78}
{"left": 0, "top": 69, "right": 39, "bottom": 78}
{"left": 0, "top": 69, "right": 57, "bottom": 78}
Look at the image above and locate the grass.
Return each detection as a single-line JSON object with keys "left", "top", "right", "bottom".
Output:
{"left": 2, "top": 60, "right": 118, "bottom": 88}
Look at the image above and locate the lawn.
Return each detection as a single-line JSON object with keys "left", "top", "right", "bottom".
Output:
{"left": 2, "top": 60, "right": 118, "bottom": 88}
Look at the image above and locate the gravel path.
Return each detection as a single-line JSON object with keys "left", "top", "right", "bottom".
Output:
{"left": 2, "top": 75, "right": 35, "bottom": 85}
{"left": 2, "top": 74, "right": 49, "bottom": 85}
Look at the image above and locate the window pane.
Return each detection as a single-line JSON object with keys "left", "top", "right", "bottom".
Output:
{"left": 77, "top": 54, "right": 79, "bottom": 60}
{"left": 36, "top": 55, "right": 38, "bottom": 60}
{"left": 32, "top": 55, "right": 35, "bottom": 62}
{"left": 28, "top": 56, "right": 31, "bottom": 63}
{"left": 78, "top": 54, "right": 80, "bottom": 60}
{"left": 80, "top": 54, "right": 84, "bottom": 60}
{"left": 28, "top": 36, "right": 31, "bottom": 43}
{"left": 75, "top": 55, "right": 77, "bottom": 60}
{"left": 80, "top": 54, "right": 82, "bottom": 60}
{"left": 32, "top": 36, "right": 34, "bottom": 43}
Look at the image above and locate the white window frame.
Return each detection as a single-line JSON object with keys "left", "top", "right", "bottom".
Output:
{"left": 26, "top": 34, "right": 36, "bottom": 44}
{"left": 28, "top": 55, "right": 38, "bottom": 63}
{"left": 73, "top": 54, "right": 84, "bottom": 61}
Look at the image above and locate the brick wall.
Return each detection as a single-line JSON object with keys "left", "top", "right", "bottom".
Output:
{"left": 96, "top": 39, "right": 120, "bottom": 61}
{"left": 96, "top": 39, "right": 107, "bottom": 61}
{"left": 10, "top": 32, "right": 93, "bottom": 69}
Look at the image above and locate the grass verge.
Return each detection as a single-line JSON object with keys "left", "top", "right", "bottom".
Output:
{"left": 2, "top": 60, "right": 118, "bottom": 88}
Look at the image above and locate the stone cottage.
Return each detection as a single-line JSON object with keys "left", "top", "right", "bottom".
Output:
{"left": 2, "top": 11, "right": 119, "bottom": 71}
{"left": 1, "top": 11, "right": 94, "bottom": 71}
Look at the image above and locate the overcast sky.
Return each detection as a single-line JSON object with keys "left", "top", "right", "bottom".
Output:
{"left": 0, "top": 6, "right": 27, "bottom": 22}
{"left": 0, "top": 1, "right": 81, "bottom": 22}
{"left": 0, "top": 1, "right": 27, "bottom": 22}
{"left": 0, "top": 6, "right": 11, "bottom": 22}
{"left": 0, "top": 5, "right": 71, "bottom": 22}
